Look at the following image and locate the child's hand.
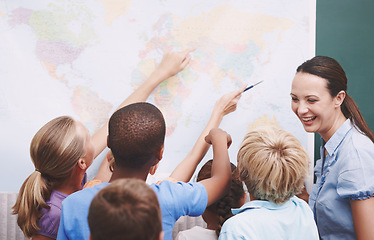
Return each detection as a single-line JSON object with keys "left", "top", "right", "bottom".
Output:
{"left": 155, "top": 48, "right": 195, "bottom": 79}
{"left": 213, "top": 86, "right": 246, "bottom": 117}
{"left": 205, "top": 128, "right": 232, "bottom": 148}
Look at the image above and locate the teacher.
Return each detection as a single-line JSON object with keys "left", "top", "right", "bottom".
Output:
{"left": 290, "top": 56, "right": 374, "bottom": 240}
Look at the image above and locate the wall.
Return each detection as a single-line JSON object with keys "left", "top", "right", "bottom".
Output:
{"left": 315, "top": 0, "right": 374, "bottom": 160}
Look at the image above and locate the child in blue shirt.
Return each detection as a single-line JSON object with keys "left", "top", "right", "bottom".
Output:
{"left": 88, "top": 178, "right": 163, "bottom": 240}
{"left": 57, "top": 85, "right": 243, "bottom": 240}
{"left": 219, "top": 126, "right": 319, "bottom": 240}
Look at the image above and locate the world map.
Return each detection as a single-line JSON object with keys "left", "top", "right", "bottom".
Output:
{"left": 0, "top": 0, "right": 315, "bottom": 190}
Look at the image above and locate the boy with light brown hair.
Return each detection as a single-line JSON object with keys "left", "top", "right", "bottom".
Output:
{"left": 219, "top": 126, "right": 319, "bottom": 240}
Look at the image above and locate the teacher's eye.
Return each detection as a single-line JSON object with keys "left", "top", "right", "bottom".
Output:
{"left": 291, "top": 97, "right": 298, "bottom": 102}
{"left": 307, "top": 99, "right": 317, "bottom": 103}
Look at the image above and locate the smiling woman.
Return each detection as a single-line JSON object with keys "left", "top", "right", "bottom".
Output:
{"left": 290, "top": 56, "right": 374, "bottom": 240}
{"left": 290, "top": 71, "right": 346, "bottom": 141}
{"left": 292, "top": 56, "right": 374, "bottom": 143}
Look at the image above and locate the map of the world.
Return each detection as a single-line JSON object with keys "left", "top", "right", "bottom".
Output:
{"left": 0, "top": 0, "right": 315, "bottom": 191}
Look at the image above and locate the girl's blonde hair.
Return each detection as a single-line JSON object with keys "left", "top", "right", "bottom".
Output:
{"left": 237, "top": 126, "right": 308, "bottom": 204}
{"left": 12, "top": 116, "right": 86, "bottom": 238}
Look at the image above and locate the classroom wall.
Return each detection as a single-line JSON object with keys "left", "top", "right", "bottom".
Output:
{"left": 315, "top": 0, "right": 374, "bottom": 160}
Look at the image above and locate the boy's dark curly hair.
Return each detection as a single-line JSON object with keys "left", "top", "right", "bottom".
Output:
{"left": 108, "top": 102, "right": 165, "bottom": 169}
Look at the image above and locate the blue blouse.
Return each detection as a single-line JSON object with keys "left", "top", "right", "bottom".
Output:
{"left": 309, "top": 119, "right": 374, "bottom": 239}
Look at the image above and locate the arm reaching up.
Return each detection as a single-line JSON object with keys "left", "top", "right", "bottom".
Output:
{"left": 92, "top": 49, "right": 194, "bottom": 181}
{"left": 169, "top": 87, "right": 244, "bottom": 182}
{"left": 200, "top": 128, "right": 232, "bottom": 206}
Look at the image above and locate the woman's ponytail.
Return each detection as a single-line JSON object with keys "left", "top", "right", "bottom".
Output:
{"left": 342, "top": 94, "right": 374, "bottom": 142}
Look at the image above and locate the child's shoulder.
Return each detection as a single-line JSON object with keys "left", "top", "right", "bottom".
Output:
{"left": 151, "top": 180, "right": 208, "bottom": 212}
{"left": 152, "top": 179, "right": 206, "bottom": 194}
{"left": 289, "top": 196, "right": 315, "bottom": 216}
{"left": 63, "top": 182, "right": 110, "bottom": 206}
{"left": 83, "top": 179, "right": 104, "bottom": 189}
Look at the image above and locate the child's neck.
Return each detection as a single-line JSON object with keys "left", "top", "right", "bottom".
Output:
{"left": 54, "top": 168, "right": 84, "bottom": 195}
{"left": 110, "top": 166, "right": 149, "bottom": 182}
{"left": 202, "top": 210, "right": 219, "bottom": 230}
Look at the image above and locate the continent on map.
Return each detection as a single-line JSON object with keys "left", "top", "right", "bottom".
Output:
{"left": 71, "top": 86, "right": 113, "bottom": 131}
{"left": 8, "top": 4, "right": 96, "bottom": 82}
{"left": 247, "top": 114, "right": 281, "bottom": 132}
{"left": 96, "top": 0, "right": 133, "bottom": 25}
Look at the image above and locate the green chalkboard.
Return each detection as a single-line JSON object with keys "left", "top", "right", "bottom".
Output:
{"left": 315, "top": 0, "right": 374, "bottom": 160}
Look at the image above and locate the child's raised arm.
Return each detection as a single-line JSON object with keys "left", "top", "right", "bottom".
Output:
{"left": 168, "top": 87, "right": 244, "bottom": 182}
{"left": 200, "top": 128, "right": 232, "bottom": 206}
{"left": 92, "top": 49, "right": 194, "bottom": 181}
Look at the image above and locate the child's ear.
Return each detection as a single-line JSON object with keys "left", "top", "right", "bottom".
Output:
{"left": 77, "top": 159, "right": 87, "bottom": 170}
{"left": 156, "top": 145, "right": 164, "bottom": 160}
{"left": 149, "top": 162, "right": 159, "bottom": 175}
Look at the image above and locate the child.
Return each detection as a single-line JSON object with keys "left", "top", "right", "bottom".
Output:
{"left": 11, "top": 49, "right": 192, "bottom": 240}
{"left": 88, "top": 178, "right": 163, "bottom": 240}
{"left": 57, "top": 102, "right": 234, "bottom": 240}
{"left": 219, "top": 126, "right": 319, "bottom": 240}
{"left": 175, "top": 160, "right": 246, "bottom": 240}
